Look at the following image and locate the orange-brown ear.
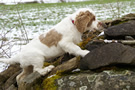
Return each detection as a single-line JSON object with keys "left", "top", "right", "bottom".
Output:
{"left": 74, "top": 11, "right": 91, "bottom": 33}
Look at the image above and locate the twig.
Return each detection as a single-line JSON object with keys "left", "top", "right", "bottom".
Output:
{"left": 93, "top": 40, "right": 135, "bottom": 45}
{"left": 118, "top": 40, "right": 135, "bottom": 45}
{"left": 1, "top": 48, "right": 11, "bottom": 58}
{"left": 15, "top": 5, "right": 29, "bottom": 44}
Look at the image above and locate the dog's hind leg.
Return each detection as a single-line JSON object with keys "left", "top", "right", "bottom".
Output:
{"left": 16, "top": 65, "right": 33, "bottom": 84}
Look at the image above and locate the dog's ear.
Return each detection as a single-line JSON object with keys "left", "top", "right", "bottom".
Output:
{"left": 75, "top": 11, "right": 94, "bottom": 33}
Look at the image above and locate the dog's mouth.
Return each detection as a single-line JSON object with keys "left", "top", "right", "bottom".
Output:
{"left": 94, "top": 22, "right": 107, "bottom": 31}
{"left": 98, "top": 22, "right": 108, "bottom": 30}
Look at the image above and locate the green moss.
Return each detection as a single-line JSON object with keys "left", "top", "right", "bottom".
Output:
{"left": 117, "top": 20, "right": 128, "bottom": 25}
{"left": 43, "top": 62, "right": 52, "bottom": 67}
{"left": 42, "top": 65, "right": 78, "bottom": 90}
{"left": 42, "top": 74, "right": 61, "bottom": 90}
{"left": 108, "top": 68, "right": 132, "bottom": 75}
{"left": 78, "top": 30, "right": 101, "bottom": 49}
{"left": 35, "top": 84, "right": 42, "bottom": 90}
{"left": 53, "top": 56, "right": 64, "bottom": 66}
{"left": 43, "top": 56, "right": 64, "bottom": 68}
{"left": 78, "top": 40, "right": 89, "bottom": 49}
{"left": 96, "top": 35, "right": 105, "bottom": 40}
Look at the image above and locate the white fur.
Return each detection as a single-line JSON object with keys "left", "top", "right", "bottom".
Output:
{"left": 0, "top": 8, "right": 101, "bottom": 80}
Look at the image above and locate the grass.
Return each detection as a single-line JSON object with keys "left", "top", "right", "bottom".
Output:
{"left": 0, "top": 0, "right": 133, "bottom": 10}
{"left": 0, "top": 0, "right": 134, "bottom": 35}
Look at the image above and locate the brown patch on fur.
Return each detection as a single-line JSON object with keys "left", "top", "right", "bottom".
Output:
{"left": 75, "top": 10, "right": 95, "bottom": 33}
{"left": 39, "top": 29, "right": 62, "bottom": 47}
{"left": 87, "top": 12, "right": 95, "bottom": 27}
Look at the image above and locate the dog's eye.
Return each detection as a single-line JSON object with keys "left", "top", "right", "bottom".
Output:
{"left": 93, "top": 16, "right": 95, "bottom": 21}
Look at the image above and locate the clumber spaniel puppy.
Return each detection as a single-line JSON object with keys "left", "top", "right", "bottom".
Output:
{"left": 0, "top": 8, "right": 103, "bottom": 81}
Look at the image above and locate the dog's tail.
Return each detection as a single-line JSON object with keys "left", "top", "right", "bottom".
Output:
{"left": 0, "top": 56, "right": 18, "bottom": 64}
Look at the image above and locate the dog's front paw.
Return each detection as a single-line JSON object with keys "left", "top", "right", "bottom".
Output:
{"left": 80, "top": 50, "right": 90, "bottom": 57}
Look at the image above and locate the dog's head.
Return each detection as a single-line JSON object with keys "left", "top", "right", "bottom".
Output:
{"left": 72, "top": 8, "right": 104, "bottom": 33}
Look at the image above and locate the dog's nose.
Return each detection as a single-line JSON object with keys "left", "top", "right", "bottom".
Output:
{"left": 98, "top": 22, "right": 107, "bottom": 29}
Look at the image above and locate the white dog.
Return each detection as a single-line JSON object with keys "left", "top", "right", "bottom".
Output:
{"left": 0, "top": 8, "right": 103, "bottom": 81}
